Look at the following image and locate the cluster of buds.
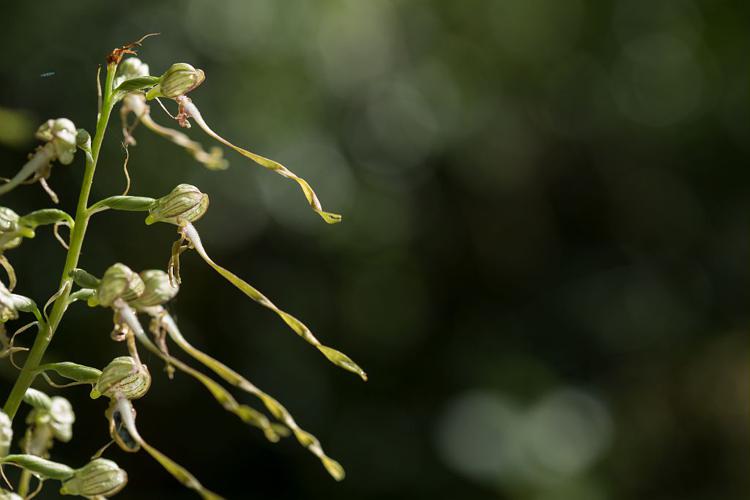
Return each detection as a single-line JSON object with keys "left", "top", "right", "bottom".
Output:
{"left": 35, "top": 118, "right": 78, "bottom": 166}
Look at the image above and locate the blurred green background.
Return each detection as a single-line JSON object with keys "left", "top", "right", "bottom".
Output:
{"left": 0, "top": 0, "right": 748, "bottom": 498}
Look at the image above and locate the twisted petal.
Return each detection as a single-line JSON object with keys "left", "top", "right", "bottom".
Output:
{"left": 125, "top": 304, "right": 283, "bottom": 442}
{"left": 180, "top": 97, "right": 341, "bottom": 224}
{"left": 154, "top": 309, "right": 345, "bottom": 480}
{"left": 113, "top": 398, "right": 224, "bottom": 500}
{"left": 182, "top": 223, "right": 366, "bottom": 381}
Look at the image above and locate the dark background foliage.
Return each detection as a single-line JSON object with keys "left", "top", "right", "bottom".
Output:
{"left": 0, "top": 0, "right": 748, "bottom": 498}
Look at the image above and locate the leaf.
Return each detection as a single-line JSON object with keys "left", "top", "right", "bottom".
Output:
{"left": 113, "top": 76, "right": 161, "bottom": 94}
{"left": 69, "top": 268, "right": 101, "bottom": 289}
{"left": 88, "top": 196, "right": 155, "bottom": 214}
{"left": 18, "top": 209, "right": 74, "bottom": 230}
{"left": 36, "top": 362, "right": 102, "bottom": 385}
{"left": 1, "top": 454, "right": 74, "bottom": 480}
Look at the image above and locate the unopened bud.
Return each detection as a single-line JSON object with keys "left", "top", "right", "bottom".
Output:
{"left": 147, "top": 63, "right": 205, "bottom": 99}
{"left": 145, "top": 184, "right": 209, "bottom": 225}
{"left": 91, "top": 356, "right": 151, "bottom": 400}
{"left": 0, "top": 207, "right": 24, "bottom": 250}
{"left": 0, "top": 281, "right": 18, "bottom": 322}
{"left": 114, "top": 57, "right": 151, "bottom": 88}
{"left": 48, "top": 396, "right": 75, "bottom": 443}
{"left": 60, "top": 458, "right": 128, "bottom": 497}
{"left": 35, "top": 118, "right": 77, "bottom": 165}
{"left": 131, "top": 269, "right": 179, "bottom": 308}
{"left": 97, "top": 263, "right": 145, "bottom": 307}
{"left": 0, "top": 411, "right": 11, "bottom": 457}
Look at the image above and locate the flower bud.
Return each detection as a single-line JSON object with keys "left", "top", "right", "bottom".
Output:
{"left": 97, "top": 263, "right": 145, "bottom": 307}
{"left": 0, "top": 281, "right": 18, "bottom": 322}
{"left": 147, "top": 63, "right": 205, "bottom": 99}
{"left": 145, "top": 184, "right": 209, "bottom": 225}
{"left": 0, "top": 207, "right": 23, "bottom": 250}
{"left": 0, "top": 489, "right": 22, "bottom": 500}
{"left": 0, "top": 207, "right": 19, "bottom": 235}
{"left": 114, "top": 57, "right": 150, "bottom": 88}
{"left": 0, "top": 411, "right": 12, "bottom": 457}
{"left": 91, "top": 356, "right": 151, "bottom": 400}
{"left": 60, "top": 458, "right": 128, "bottom": 497}
{"left": 130, "top": 269, "right": 179, "bottom": 308}
{"left": 35, "top": 118, "right": 77, "bottom": 165}
{"left": 48, "top": 396, "right": 75, "bottom": 442}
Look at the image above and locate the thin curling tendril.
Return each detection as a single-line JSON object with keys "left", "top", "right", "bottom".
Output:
{"left": 176, "top": 96, "right": 342, "bottom": 224}
{"left": 148, "top": 307, "right": 345, "bottom": 480}
{"left": 118, "top": 300, "right": 283, "bottom": 442}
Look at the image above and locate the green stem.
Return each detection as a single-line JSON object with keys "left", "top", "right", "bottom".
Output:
{"left": 18, "top": 469, "right": 31, "bottom": 496}
{"left": 2, "top": 64, "right": 118, "bottom": 420}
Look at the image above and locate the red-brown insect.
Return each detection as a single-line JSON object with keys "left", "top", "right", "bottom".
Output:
{"left": 106, "top": 33, "right": 160, "bottom": 65}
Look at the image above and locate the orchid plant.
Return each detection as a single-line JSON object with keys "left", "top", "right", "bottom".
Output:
{"left": 0, "top": 36, "right": 364, "bottom": 499}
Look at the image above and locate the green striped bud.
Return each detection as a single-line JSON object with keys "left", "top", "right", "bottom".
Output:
{"left": 145, "top": 184, "right": 209, "bottom": 225}
{"left": 130, "top": 269, "right": 179, "bottom": 308}
{"left": 147, "top": 63, "right": 205, "bottom": 99}
{"left": 97, "top": 263, "right": 145, "bottom": 307}
{"left": 60, "top": 458, "right": 128, "bottom": 497}
{"left": 35, "top": 118, "right": 77, "bottom": 165}
{"left": 91, "top": 357, "right": 151, "bottom": 400}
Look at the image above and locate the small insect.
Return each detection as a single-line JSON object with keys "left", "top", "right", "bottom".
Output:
{"left": 40, "top": 72, "right": 56, "bottom": 78}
